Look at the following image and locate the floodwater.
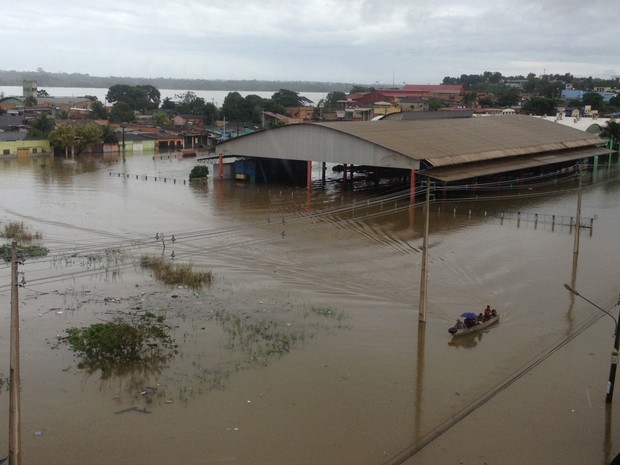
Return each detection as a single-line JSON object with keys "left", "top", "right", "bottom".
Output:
{"left": 0, "top": 152, "right": 619, "bottom": 465}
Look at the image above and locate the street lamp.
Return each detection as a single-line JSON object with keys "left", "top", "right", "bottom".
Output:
{"left": 564, "top": 283, "right": 620, "bottom": 403}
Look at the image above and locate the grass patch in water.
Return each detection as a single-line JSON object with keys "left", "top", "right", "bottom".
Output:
{"left": 1, "top": 221, "right": 42, "bottom": 242}
{"left": 310, "top": 305, "right": 347, "bottom": 327}
{"left": 0, "top": 221, "right": 48, "bottom": 261}
{"left": 140, "top": 255, "right": 213, "bottom": 289}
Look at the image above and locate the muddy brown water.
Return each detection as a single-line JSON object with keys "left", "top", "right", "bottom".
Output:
{"left": 0, "top": 153, "right": 619, "bottom": 465}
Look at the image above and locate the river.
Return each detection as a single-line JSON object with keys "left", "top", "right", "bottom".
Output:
{"left": 0, "top": 86, "right": 328, "bottom": 107}
{"left": 0, "top": 152, "right": 619, "bottom": 465}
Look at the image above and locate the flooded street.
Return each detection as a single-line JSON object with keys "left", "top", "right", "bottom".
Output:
{"left": 1, "top": 152, "right": 620, "bottom": 465}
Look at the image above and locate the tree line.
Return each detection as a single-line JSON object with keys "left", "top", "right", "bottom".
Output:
{"left": 442, "top": 71, "right": 620, "bottom": 115}
{"left": 0, "top": 68, "right": 352, "bottom": 93}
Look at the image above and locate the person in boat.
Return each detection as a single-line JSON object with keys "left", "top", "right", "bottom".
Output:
{"left": 476, "top": 313, "right": 484, "bottom": 323}
{"left": 484, "top": 305, "right": 493, "bottom": 320}
{"left": 464, "top": 317, "right": 475, "bottom": 328}
{"left": 455, "top": 319, "right": 464, "bottom": 330}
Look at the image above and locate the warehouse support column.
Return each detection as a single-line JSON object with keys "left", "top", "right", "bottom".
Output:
{"left": 343, "top": 164, "right": 348, "bottom": 184}
{"left": 593, "top": 155, "right": 599, "bottom": 176}
{"left": 307, "top": 160, "right": 312, "bottom": 191}
{"left": 410, "top": 169, "right": 416, "bottom": 205}
{"left": 218, "top": 153, "right": 223, "bottom": 180}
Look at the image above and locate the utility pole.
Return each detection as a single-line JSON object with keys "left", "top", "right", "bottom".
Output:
{"left": 607, "top": 297, "right": 620, "bottom": 404}
{"left": 9, "top": 241, "right": 21, "bottom": 465}
{"left": 418, "top": 180, "right": 430, "bottom": 322}
{"left": 572, "top": 160, "right": 583, "bottom": 264}
{"left": 564, "top": 284, "right": 620, "bottom": 404}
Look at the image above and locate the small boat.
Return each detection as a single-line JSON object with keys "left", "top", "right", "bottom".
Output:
{"left": 449, "top": 311, "right": 499, "bottom": 337}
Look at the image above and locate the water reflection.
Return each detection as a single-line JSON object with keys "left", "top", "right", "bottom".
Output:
{"left": 448, "top": 333, "right": 484, "bottom": 349}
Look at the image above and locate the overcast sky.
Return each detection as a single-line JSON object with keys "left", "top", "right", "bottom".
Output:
{"left": 2, "top": 0, "right": 619, "bottom": 85}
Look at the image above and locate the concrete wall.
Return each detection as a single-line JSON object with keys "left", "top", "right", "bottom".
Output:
{"left": 0, "top": 139, "right": 51, "bottom": 157}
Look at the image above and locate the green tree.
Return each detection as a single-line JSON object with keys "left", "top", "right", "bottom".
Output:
{"left": 27, "top": 113, "right": 54, "bottom": 139}
{"left": 428, "top": 98, "right": 443, "bottom": 111}
{"left": 271, "top": 89, "right": 301, "bottom": 107}
{"left": 582, "top": 92, "right": 606, "bottom": 112}
{"left": 56, "top": 109, "right": 69, "bottom": 120}
{"left": 161, "top": 97, "right": 177, "bottom": 113}
{"left": 89, "top": 99, "right": 108, "bottom": 119}
{"left": 349, "top": 85, "right": 374, "bottom": 93}
{"left": 522, "top": 96, "right": 556, "bottom": 116}
{"left": 496, "top": 88, "right": 521, "bottom": 107}
{"left": 153, "top": 110, "right": 171, "bottom": 127}
{"left": 600, "top": 120, "right": 620, "bottom": 150}
{"left": 109, "top": 101, "right": 135, "bottom": 124}
{"left": 203, "top": 101, "right": 219, "bottom": 124}
{"left": 37, "top": 89, "right": 49, "bottom": 98}
{"left": 101, "top": 125, "right": 118, "bottom": 144}
{"left": 262, "top": 99, "right": 285, "bottom": 116}
{"left": 462, "top": 91, "right": 478, "bottom": 107}
{"left": 175, "top": 91, "right": 207, "bottom": 115}
{"left": 106, "top": 84, "right": 159, "bottom": 114}
{"left": 136, "top": 84, "right": 161, "bottom": 111}
{"left": 49, "top": 123, "right": 102, "bottom": 156}
{"left": 325, "top": 91, "right": 346, "bottom": 109}
{"left": 240, "top": 94, "right": 266, "bottom": 123}
{"left": 222, "top": 91, "right": 247, "bottom": 121}
{"left": 48, "top": 123, "right": 76, "bottom": 158}
{"left": 74, "top": 123, "right": 103, "bottom": 155}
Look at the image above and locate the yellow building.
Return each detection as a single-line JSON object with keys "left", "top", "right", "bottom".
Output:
{"left": 0, "top": 139, "right": 52, "bottom": 157}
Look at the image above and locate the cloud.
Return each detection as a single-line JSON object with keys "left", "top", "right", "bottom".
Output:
{"left": 2, "top": 0, "right": 618, "bottom": 84}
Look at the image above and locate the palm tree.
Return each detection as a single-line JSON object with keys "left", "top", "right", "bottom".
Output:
{"left": 600, "top": 120, "right": 620, "bottom": 151}
{"left": 462, "top": 91, "right": 478, "bottom": 108}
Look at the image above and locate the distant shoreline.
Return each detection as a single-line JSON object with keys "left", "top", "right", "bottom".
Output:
{"left": 0, "top": 69, "right": 357, "bottom": 93}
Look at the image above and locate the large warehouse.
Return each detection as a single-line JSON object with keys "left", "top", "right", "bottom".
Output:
{"left": 214, "top": 114, "right": 613, "bottom": 187}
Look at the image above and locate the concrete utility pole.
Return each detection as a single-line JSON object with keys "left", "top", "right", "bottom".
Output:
{"left": 418, "top": 180, "right": 430, "bottom": 322}
{"left": 9, "top": 241, "right": 21, "bottom": 465}
{"left": 572, "top": 160, "right": 583, "bottom": 264}
{"left": 564, "top": 284, "right": 620, "bottom": 404}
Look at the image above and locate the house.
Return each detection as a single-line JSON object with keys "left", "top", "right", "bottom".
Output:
{"left": 0, "top": 96, "right": 24, "bottom": 112}
{"left": 0, "top": 131, "right": 51, "bottom": 157}
{"left": 262, "top": 111, "right": 302, "bottom": 126}
{"left": 348, "top": 84, "right": 465, "bottom": 108}
{"left": 284, "top": 106, "right": 314, "bottom": 121}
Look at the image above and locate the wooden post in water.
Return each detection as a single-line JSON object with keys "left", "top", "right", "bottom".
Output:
{"left": 9, "top": 241, "right": 21, "bottom": 465}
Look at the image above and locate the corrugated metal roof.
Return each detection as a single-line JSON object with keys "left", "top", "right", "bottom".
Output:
{"left": 217, "top": 115, "right": 607, "bottom": 180}
{"left": 314, "top": 116, "right": 603, "bottom": 168}
{"left": 417, "top": 147, "right": 613, "bottom": 182}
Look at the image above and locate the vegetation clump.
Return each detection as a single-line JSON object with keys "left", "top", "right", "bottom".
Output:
{"left": 140, "top": 255, "right": 213, "bottom": 289}
{"left": 57, "top": 311, "right": 176, "bottom": 376}
{"left": 189, "top": 165, "right": 209, "bottom": 180}
{"left": 2, "top": 221, "right": 42, "bottom": 242}
{"left": 0, "top": 221, "right": 49, "bottom": 261}
{"left": 0, "top": 372, "right": 8, "bottom": 391}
